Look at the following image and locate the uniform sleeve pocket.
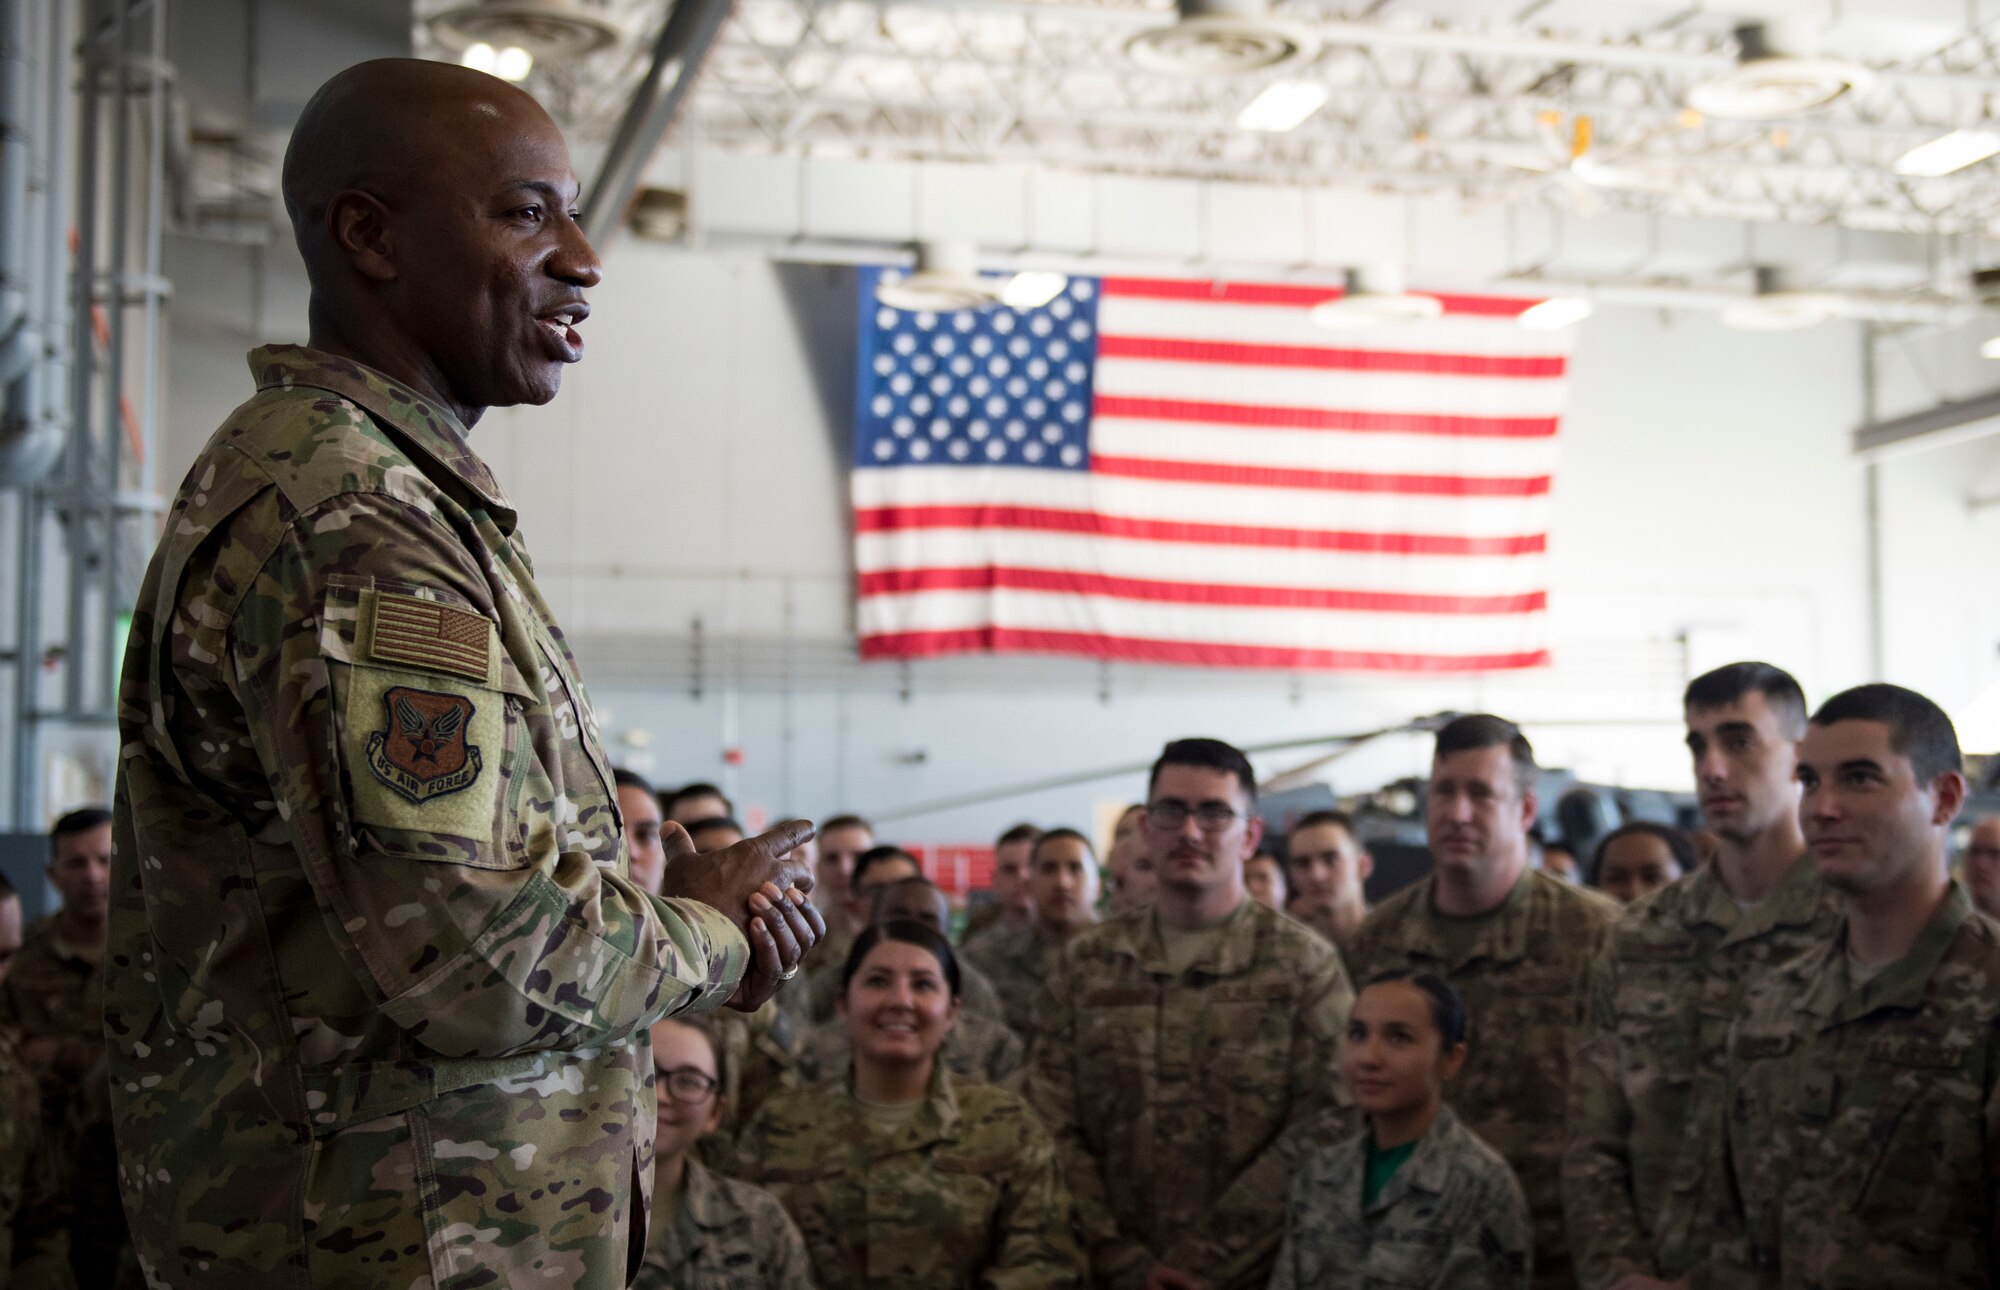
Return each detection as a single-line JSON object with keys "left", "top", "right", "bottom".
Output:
{"left": 319, "top": 578, "right": 528, "bottom": 869}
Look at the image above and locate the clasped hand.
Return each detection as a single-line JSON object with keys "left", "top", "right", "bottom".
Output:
{"left": 659, "top": 817, "right": 827, "bottom": 1011}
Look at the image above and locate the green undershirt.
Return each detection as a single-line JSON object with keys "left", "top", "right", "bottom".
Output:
{"left": 1363, "top": 1138, "right": 1418, "bottom": 1208}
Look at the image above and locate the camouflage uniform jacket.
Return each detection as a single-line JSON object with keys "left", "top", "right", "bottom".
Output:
{"left": 105, "top": 346, "right": 750, "bottom": 1289}
{"left": 0, "top": 916, "right": 104, "bottom": 1108}
{"left": 1565, "top": 854, "right": 1838, "bottom": 1289}
{"left": 1344, "top": 868, "right": 1620, "bottom": 1290}
{"left": 1270, "top": 1105, "right": 1531, "bottom": 1290}
{"left": 1715, "top": 882, "right": 2000, "bottom": 1289}
{"left": 963, "top": 922, "right": 1066, "bottom": 1055}
{"left": 0, "top": 1033, "right": 74, "bottom": 1288}
{"left": 632, "top": 1158, "right": 815, "bottom": 1290}
{"left": 736, "top": 1065, "right": 1086, "bottom": 1289}
{"left": 1026, "top": 899, "right": 1354, "bottom": 1290}
{"left": 802, "top": 1008, "right": 1026, "bottom": 1091}
{"left": 694, "top": 1000, "right": 807, "bottom": 1171}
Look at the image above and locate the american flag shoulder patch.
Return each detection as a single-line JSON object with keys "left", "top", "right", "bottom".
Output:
{"left": 366, "top": 590, "right": 494, "bottom": 684}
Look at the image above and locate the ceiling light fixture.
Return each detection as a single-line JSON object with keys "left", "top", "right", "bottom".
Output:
{"left": 1125, "top": 0, "right": 1314, "bottom": 77}
{"left": 1517, "top": 297, "right": 1594, "bottom": 330}
{"left": 1979, "top": 335, "right": 2000, "bottom": 360}
{"left": 431, "top": 0, "right": 622, "bottom": 62}
{"left": 1687, "top": 23, "right": 1869, "bottom": 121}
{"left": 1236, "top": 81, "right": 1330, "bottom": 133}
{"left": 1309, "top": 268, "right": 1442, "bottom": 331}
{"left": 1895, "top": 128, "right": 2000, "bottom": 178}
{"left": 459, "top": 41, "right": 534, "bottom": 80}
{"left": 1000, "top": 271, "right": 1070, "bottom": 310}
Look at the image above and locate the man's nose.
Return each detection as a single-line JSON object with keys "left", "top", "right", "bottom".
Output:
{"left": 552, "top": 214, "right": 603, "bottom": 288}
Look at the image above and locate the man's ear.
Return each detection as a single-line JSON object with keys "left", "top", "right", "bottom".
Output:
{"left": 1242, "top": 814, "right": 1266, "bottom": 860}
{"left": 327, "top": 188, "right": 398, "bottom": 283}
{"left": 1358, "top": 850, "right": 1375, "bottom": 881}
{"left": 1932, "top": 770, "right": 1968, "bottom": 828}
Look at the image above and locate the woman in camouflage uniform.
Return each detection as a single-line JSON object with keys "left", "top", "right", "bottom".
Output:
{"left": 1271, "top": 971, "right": 1532, "bottom": 1290}
{"left": 737, "top": 921, "right": 1085, "bottom": 1289}
{"left": 632, "top": 1016, "right": 814, "bottom": 1290}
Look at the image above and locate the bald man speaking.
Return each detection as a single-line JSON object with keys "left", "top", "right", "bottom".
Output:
{"left": 105, "top": 60, "right": 822, "bottom": 1288}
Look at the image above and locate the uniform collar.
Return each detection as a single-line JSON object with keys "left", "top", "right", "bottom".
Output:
{"left": 677, "top": 1157, "right": 733, "bottom": 1233}
{"left": 32, "top": 913, "right": 101, "bottom": 969}
{"left": 1403, "top": 867, "right": 1535, "bottom": 969}
{"left": 1683, "top": 851, "right": 1828, "bottom": 943}
{"left": 840, "top": 1055, "right": 962, "bottom": 1151}
{"left": 246, "top": 344, "right": 517, "bottom": 530}
{"left": 1366, "top": 1104, "right": 1466, "bottom": 1214}
{"left": 1804, "top": 881, "right": 1970, "bottom": 1027}
{"left": 1136, "top": 897, "right": 1259, "bottom": 977}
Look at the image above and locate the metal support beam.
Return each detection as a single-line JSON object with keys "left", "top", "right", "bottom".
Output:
{"left": 579, "top": 0, "right": 736, "bottom": 248}
{"left": 1852, "top": 388, "right": 2000, "bottom": 459}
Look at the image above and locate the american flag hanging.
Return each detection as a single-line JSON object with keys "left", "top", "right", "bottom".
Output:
{"left": 850, "top": 268, "right": 1571, "bottom": 673}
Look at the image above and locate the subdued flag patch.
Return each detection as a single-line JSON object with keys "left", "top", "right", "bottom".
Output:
{"left": 369, "top": 591, "right": 493, "bottom": 682}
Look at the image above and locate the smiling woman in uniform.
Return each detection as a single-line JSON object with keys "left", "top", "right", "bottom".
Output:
{"left": 736, "top": 921, "right": 1086, "bottom": 1288}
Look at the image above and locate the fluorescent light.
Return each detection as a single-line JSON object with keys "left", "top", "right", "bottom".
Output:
{"left": 1001, "top": 271, "right": 1068, "bottom": 310}
{"left": 1980, "top": 335, "right": 2000, "bottom": 360}
{"left": 460, "top": 42, "right": 498, "bottom": 74}
{"left": 1895, "top": 128, "right": 2000, "bottom": 178}
{"left": 493, "top": 46, "right": 534, "bottom": 82}
{"left": 1236, "top": 81, "right": 1330, "bottom": 133}
{"left": 1518, "top": 297, "right": 1594, "bottom": 330}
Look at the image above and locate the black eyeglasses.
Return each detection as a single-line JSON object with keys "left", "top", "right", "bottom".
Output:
{"left": 1146, "top": 801, "right": 1242, "bottom": 833}
{"left": 655, "top": 1066, "right": 720, "bottom": 1104}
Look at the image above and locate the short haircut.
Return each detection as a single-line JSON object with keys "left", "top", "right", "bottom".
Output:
{"left": 1810, "top": 683, "right": 1963, "bottom": 783}
{"left": 1433, "top": 715, "right": 1536, "bottom": 791}
{"left": 1149, "top": 737, "right": 1257, "bottom": 804}
{"left": 1685, "top": 661, "right": 1808, "bottom": 739}
{"left": 1363, "top": 969, "right": 1469, "bottom": 1050}
{"left": 996, "top": 822, "right": 1042, "bottom": 849}
{"left": 687, "top": 816, "right": 744, "bottom": 841}
{"left": 1590, "top": 821, "right": 1698, "bottom": 884}
{"left": 0, "top": 870, "right": 15, "bottom": 901}
{"left": 841, "top": 918, "right": 962, "bottom": 999}
{"left": 1031, "top": 827, "right": 1096, "bottom": 863}
{"left": 869, "top": 876, "right": 946, "bottom": 925}
{"left": 821, "top": 813, "right": 872, "bottom": 836}
{"left": 667, "top": 782, "right": 732, "bottom": 813}
{"left": 611, "top": 767, "right": 654, "bottom": 795}
{"left": 1288, "top": 810, "right": 1358, "bottom": 853}
{"left": 852, "top": 844, "right": 921, "bottom": 889}
{"left": 50, "top": 807, "right": 112, "bottom": 850}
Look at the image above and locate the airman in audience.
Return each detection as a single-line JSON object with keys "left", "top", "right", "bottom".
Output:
{"left": 1710, "top": 684, "right": 2000, "bottom": 1285}
{"left": 1272, "top": 971, "right": 1530, "bottom": 1290}
{"left": 1566, "top": 663, "right": 1838, "bottom": 1290}
{"left": 975, "top": 828, "right": 1101, "bottom": 1054}
{"left": 1284, "top": 810, "right": 1373, "bottom": 955}
{"left": 0, "top": 870, "right": 71, "bottom": 1283}
{"left": 614, "top": 768, "right": 669, "bottom": 895}
{"left": 1104, "top": 825, "right": 1159, "bottom": 916}
{"left": 1590, "top": 821, "right": 1695, "bottom": 906}
{"left": 961, "top": 823, "right": 1041, "bottom": 947}
{"left": 1030, "top": 738, "right": 1353, "bottom": 1289}
{"left": 1961, "top": 814, "right": 2000, "bottom": 920}
{"left": 664, "top": 781, "right": 734, "bottom": 828}
{"left": 814, "top": 814, "right": 875, "bottom": 941}
{"left": 804, "top": 879, "right": 1025, "bottom": 1088}
{"left": 739, "top": 921, "right": 1086, "bottom": 1288}
{"left": 634, "top": 1015, "right": 814, "bottom": 1290}
{"left": 1245, "top": 849, "right": 1288, "bottom": 912}
{"left": 1346, "top": 717, "right": 1620, "bottom": 1290}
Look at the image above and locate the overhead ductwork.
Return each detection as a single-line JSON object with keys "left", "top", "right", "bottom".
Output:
{"left": 1718, "top": 266, "right": 1848, "bottom": 331}
{"left": 875, "top": 241, "right": 1004, "bottom": 312}
{"left": 1124, "top": 0, "right": 1314, "bottom": 77}
{"left": 1687, "top": 23, "right": 1870, "bottom": 121}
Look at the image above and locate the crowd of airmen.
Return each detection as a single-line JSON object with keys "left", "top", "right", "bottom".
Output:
{"left": 5, "top": 662, "right": 2000, "bottom": 1287}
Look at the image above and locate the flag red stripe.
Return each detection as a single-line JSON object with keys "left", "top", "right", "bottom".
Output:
{"left": 857, "top": 567, "right": 1547, "bottom": 614}
{"left": 1092, "top": 455, "right": 1553, "bottom": 497}
{"left": 1093, "top": 394, "right": 1557, "bottom": 438}
{"left": 1097, "top": 334, "right": 1568, "bottom": 379}
{"left": 1099, "top": 276, "right": 1543, "bottom": 316}
{"left": 860, "top": 627, "right": 1550, "bottom": 672}
{"left": 853, "top": 505, "right": 1547, "bottom": 556}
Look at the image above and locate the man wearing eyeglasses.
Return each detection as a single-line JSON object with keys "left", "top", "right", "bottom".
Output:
{"left": 1029, "top": 738, "right": 1355, "bottom": 1290}
{"left": 1344, "top": 714, "right": 1622, "bottom": 1290}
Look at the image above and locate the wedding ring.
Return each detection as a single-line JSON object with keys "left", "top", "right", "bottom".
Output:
{"left": 779, "top": 965, "right": 799, "bottom": 980}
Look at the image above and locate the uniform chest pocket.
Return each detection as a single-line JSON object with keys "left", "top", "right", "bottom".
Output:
{"left": 319, "top": 579, "right": 533, "bottom": 869}
{"left": 1359, "top": 1235, "right": 1447, "bottom": 1287}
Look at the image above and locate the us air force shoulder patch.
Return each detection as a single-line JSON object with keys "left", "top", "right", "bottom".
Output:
{"left": 365, "top": 686, "right": 483, "bottom": 804}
